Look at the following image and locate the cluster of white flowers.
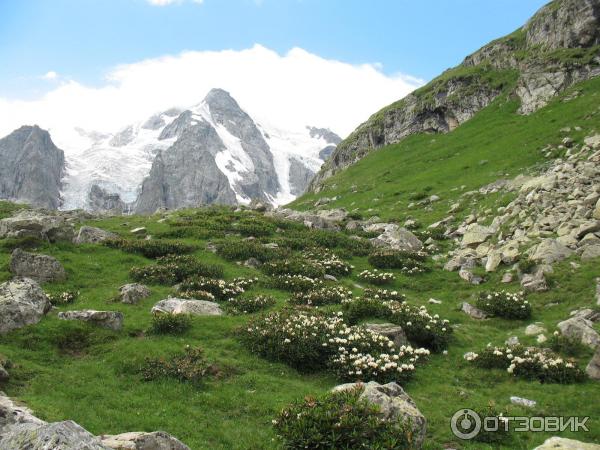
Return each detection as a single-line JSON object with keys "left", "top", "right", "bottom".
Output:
{"left": 383, "top": 301, "right": 450, "bottom": 333}
{"left": 358, "top": 269, "right": 396, "bottom": 285}
{"left": 271, "top": 274, "right": 324, "bottom": 292}
{"left": 476, "top": 290, "right": 531, "bottom": 319}
{"left": 290, "top": 286, "right": 353, "bottom": 306}
{"left": 361, "top": 288, "right": 406, "bottom": 303}
{"left": 304, "top": 250, "right": 354, "bottom": 276}
{"left": 225, "top": 294, "right": 276, "bottom": 315}
{"left": 47, "top": 290, "right": 79, "bottom": 305}
{"left": 179, "top": 277, "right": 249, "bottom": 300}
{"left": 507, "top": 349, "right": 575, "bottom": 374}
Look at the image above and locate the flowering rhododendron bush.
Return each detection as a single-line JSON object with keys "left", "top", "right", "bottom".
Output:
{"left": 367, "top": 249, "right": 430, "bottom": 275}
{"left": 467, "top": 344, "right": 585, "bottom": 384}
{"left": 358, "top": 269, "right": 396, "bottom": 285}
{"left": 288, "top": 286, "right": 353, "bottom": 307}
{"left": 178, "top": 276, "right": 258, "bottom": 301}
{"left": 240, "top": 309, "right": 429, "bottom": 383}
{"left": 475, "top": 290, "right": 532, "bottom": 319}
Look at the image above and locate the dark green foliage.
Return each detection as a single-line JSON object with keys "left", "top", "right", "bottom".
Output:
{"left": 0, "top": 236, "right": 44, "bottom": 251}
{"left": 141, "top": 346, "right": 216, "bottom": 385}
{"left": 261, "top": 258, "right": 325, "bottom": 279}
{"left": 273, "top": 388, "right": 411, "bottom": 450}
{"left": 546, "top": 333, "right": 588, "bottom": 357}
{"left": 130, "top": 255, "right": 223, "bottom": 285}
{"left": 104, "top": 238, "right": 196, "bottom": 258}
{"left": 216, "top": 239, "right": 286, "bottom": 262}
{"left": 148, "top": 314, "right": 192, "bottom": 335}
{"left": 368, "top": 249, "right": 428, "bottom": 272}
{"left": 475, "top": 291, "right": 532, "bottom": 320}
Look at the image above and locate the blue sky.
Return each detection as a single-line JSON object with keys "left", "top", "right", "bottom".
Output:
{"left": 1, "top": 0, "right": 547, "bottom": 96}
{"left": 0, "top": 0, "right": 549, "bottom": 141}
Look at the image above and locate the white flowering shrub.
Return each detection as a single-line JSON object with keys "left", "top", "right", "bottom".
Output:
{"left": 475, "top": 291, "right": 532, "bottom": 320}
{"left": 303, "top": 250, "right": 353, "bottom": 277}
{"left": 178, "top": 277, "right": 255, "bottom": 301}
{"left": 362, "top": 288, "right": 406, "bottom": 303}
{"left": 289, "top": 286, "right": 353, "bottom": 307}
{"left": 225, "top": 295, "right": 276, "bottom": 315}
{"left": 240, "top": 309, "right": 429, "bottom": 382}
{"left": 358, "top": 269, "right": 396, "bottom": 285}
{"left": 342, "top": 298, "right": 452, "bottom": 351}
{"left": 367, "top": 249, "right": 429, "bottom": 275}
{"left": 47, "top": 290, "right": 79, "bottom": 306}
{"left": 261, "top": 258, "right": 325, "bottom": 279}
{"left": 270, "top": 275, "right": 324, "bottom": 292}
{"left": 468, "top": 345, "right": 584, "bottom": 384}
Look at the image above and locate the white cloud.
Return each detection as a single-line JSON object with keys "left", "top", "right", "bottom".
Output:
{"left": 42, "top": 71, "right": 58, "bottom": 80}
{"left": 0, "top": 45, "right": 422, "bottom": 151}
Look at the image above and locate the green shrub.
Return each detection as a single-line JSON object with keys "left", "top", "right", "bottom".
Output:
{"left": 130, "top": 255, "right": 223, "bottom": 285}
{"left": 269, "top": 275, "right": 324, "bottom": 292}
{"left": 47, "top": 290, "right": 79, "bottom": 306}
{"left": 104, "top": 238, "right": 196, "bottom": 258}
{"left": 273, "top": 388, "right": 412, "bottom": 449}
{"left": 467, "top": 345, "right": 526, "bottom": 369}
{"left": 475, "top": 291, "right": 532, "bottom": 320}
{"left": 261, "top": 258, "right": 325, "bottom": 279}
{"left": 0, "top": 236, "right": 44, "bottom": 251}
{"left": 234, "top": 218, "right": 276, "bottom": 237}
{"left": 225, "top": 295, "right": 276, "bottom": 315}
{"left": 473, "top": 404, "right": 512, "bottom": 445}
{"left": 368, "top": 249, "right": 428, "bottom": 276}
{"left": 149, "top": 314, "right": 192, "bottom": 335}
{"left": 358, "top": 269, "right": 396, "bottom": 285}
{"left": 289, "top": 286, "right": 353, "bottom": 307}
{"left": 547, "top": 331, "right": 588, "bottom": 356}
{"left": 518, "top": 259, "right": 537, "bottom": 275}
{"left": 141, "top": 346, "right": 216, "bottom": 385}
{"left": 216, "top": 239, "right": 284, "bottom": 262}
{"left": 178, "top": 277, "right": 248, "bottom": 301}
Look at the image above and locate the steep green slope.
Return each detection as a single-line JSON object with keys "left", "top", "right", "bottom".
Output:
{"left": 292, "top": 76, "right": 600, "bottom": 226}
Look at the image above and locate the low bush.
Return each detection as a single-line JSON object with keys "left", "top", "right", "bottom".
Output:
{"left": 141, "top": 346, "right": 217, "bottom": 385}
{"left": 273, "top": 388, "right": 412, "bottom": 450}
{"left": 148, "top": 314, "right": 192, "bottom": 335}
{"left": 289, "top": 286, "right": 353, "bottom": 307}
{"left": 178, "top": 277, "right": 256, "bottom": 301}
{"left": 368, "top": 249, "right": 429, "bottom": 275}
{"left": 261, "top": 258, "right": 325, "bottom": 279}
{"left": 547, "top": 331, "right": 588, "bottom": 356}
{"left": 104, "top": 238, "right": 196, "bottom": 258}
{"left": 130, "top": 255, "right": 223, "bottom": 285}
{"left": 47, "top": 290, "right": 79, "bottom": 306}
{"left": 475, "top": 291, "right": 532, "bottom": 320}
{"left": 234, "top": 218, "right": 276, "bottom": 237}
{"left": 216, "top": 239, "right": 284, "bottom": 262}
{"left": 225, "top": 295, "right": 276, "bottom": 315}
{"left": 362, "top": 288, "right": 406, "bottom": 303}
{"left": 467, "top": 344, "right": 526, "bottom": 369}
{"left": 269, "top": 275, "right": 324, "bottom": 292}
{"left": 358, "top": 269, "right": 396, "bottom": 285}
{"left": 303, "top": 251, "right": 353, "bottom": 277}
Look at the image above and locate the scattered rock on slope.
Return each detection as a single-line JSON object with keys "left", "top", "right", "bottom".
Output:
{"left": 0, "top": 278, "right": 51, "bottom": 334}
{"left": 119, "top": 283, "right": 151, "bottom": 304}
{"left": 10, "top": 248, "right": 67, "bottom": 283}
{"left": 152, "top": 298, "right": 223, "bottom": 316}
{"left": 0, "top": 209, "right": 75, "bottom": 242}
{"left": 58, "top": 310, "right": 124, "bottom": 331}
{"left": 100, "top": 431, "right": 190, "bottom": 450}
{"left": 73, "top": 226, "right": 118, "bottom": 244}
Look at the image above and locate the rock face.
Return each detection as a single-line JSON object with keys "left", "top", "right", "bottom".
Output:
{"left": 88, "top": 184, "right": 127, "bottom": 214}
{"left": 151, "top": 298, "right": 223, "bottom": 316}
{"left": 530, "top": 239, "right": 573, "bottom": 264}
{"left": 309, "top": 0, "right": 600, "bottom": 191}
{"left": 119, "top": 283, "right": 151, "bottom": 304}
{"left": 100, "top": 431, "right": 190, "bottom": 450}
{"left": 74, "top": 226, "right": 118, "bottom": 244}
{"left": 332, "top": 381, "right": 426, "bottom": 449}
{"left": 58, "top": 310, "right": 124, "bottom": 331}
{"left": 587, "top": 347, "right": 600, "bottom": 380}
{"left": 0, "top": 209, "right": 75, "bottom": 242}
{"left": 0, "top": 125, "right": 65, "bottom": 209}
{"left": 533, "top": 437, "right": 600, "bottom": 450}
{"left": 557, "top": 316, "right": 600, "bottom": 349}
{"left": 0, "top": 278, "right": 51, "bottom": 334}
{"left": 10, "top": 248, "right": 67, "bottom": 283}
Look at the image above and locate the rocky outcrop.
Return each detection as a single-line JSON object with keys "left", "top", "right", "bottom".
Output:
{"left": 88, "top": 184, "right": 126, "bottom": 214}
{"left": 309, "top": 0, "right": 600, "bottom": 191}
{"left": 332, "top": 381, "right": 426, "bottom": 449}
{"left": 557, "top": 316, "right": 600, "bottom": 349}
{"left": 587, "top": 346, "right": 600, "bottom": 379}
{"left": 74, "top": 226, "right": 118, "bottom": 244}
{"left": 119, "top": 283, "right": 151, "bottom": 304}
{"left": 58, "top": 310, "right": 124, "bottom": 331}
{"left": 10, "top": 248, "right": 67, "bottom": 283}
{"left": 99, "top": 431, "right": 190, "bottom": 450}
{"left": 0, "top": 209, "right": 76, "bottom": 242}
{"left": 0, "top": 278, "right": 51, "bottom": 334}
{"left": 288, "top": 157, "right": 316, "bottom": 196}
{"left": 0, "top": 125, "right": 65, "bottom": 209}
{"left": 151, "top": 298, "right": 223, "bottom": 316}
{"left": 533, "top": 437, "right": 600, "bottom": 449}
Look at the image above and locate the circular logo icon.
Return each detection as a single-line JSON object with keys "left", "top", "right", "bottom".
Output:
{"left": 450, "top": 408, "right": 481, "bottom": 440}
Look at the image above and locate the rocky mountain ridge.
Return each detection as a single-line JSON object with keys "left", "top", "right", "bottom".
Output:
{"left": 309, "top": 0, "right": 600, "bottom": 191}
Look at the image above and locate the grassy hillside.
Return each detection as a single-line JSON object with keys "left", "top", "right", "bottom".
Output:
{"left": 0, "top": 199, "right": 599, "bottom": 449}
{"left": 293, "top": 76, "right": 600, "bottom": 227}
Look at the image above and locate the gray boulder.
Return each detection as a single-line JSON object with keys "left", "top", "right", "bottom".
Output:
{"left": 119, "top": 283, "right": 151, "bottom": 304}
{"left": 372, "top": 227, "right": 423, "bottom": 252}
{"left": 582, "top": 244, "right": 600, "bottom": 260}
{"left": 74, "top": 226, "right": 118, "bottom": 244}
{"left": 332, "top": 381, "right": 426, "bottom": 449}
{"left": 0, "top": 210, "right": 75, "bottom": 242}
{"left": 461, "top": 224, "right": 493, "bottom": 247}
{"left": 152, "top": 298, "right": 223, "bottom": 316}
{"left": 557, "top": 316, "right": 600, "bottom": 349}
{"left": 530, "top": 239, "right": 573, "bottom": 264}
{"left": 10, "top": 248, "right": 67, "bottom": 283}
{"left": 0, "top": 393, "right": 45, "bottom": 433}
{"left": 0, "top": 278, "right": 50, "bottom": 334}
{"left": 100, "top": 431, "right": 190, "bottom": 450}
{"left": 58, "top": 310, "right": 124, "bottom": 331}
{"left": 0, "top": 420, "right": 110, "bottom": 450}
{"left": 461, "top": 302, "right": 488, "bottom": 319}
{"left": 365, "top": 323, "right": 408, "bottom": 347}
{"left": 533, "top": 437, "right": 600, "bottom": 450}
{"left": 586, "top": 347, "right": 600, "bottom": 380}
{"left": 521, "top": 272, "right": 548, "bottom": 292}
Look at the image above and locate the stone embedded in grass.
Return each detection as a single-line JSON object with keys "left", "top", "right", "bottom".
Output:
{"left": 332, "top": 381, "right": 427, "bottom": 449}
{"left": 510, "top": 396, "right": 537, "bottom": 408}
{"left": 58, "top": 310, "right": 124, "bottom": 331}
{"left": 0, "top": 277, "right": 51, "bottom": 334}
{"left": 557, "top": 316, "right": 600, "bottom": 349}
{"left": 525, "top": 323, "right": 547, "bottom": 336}
{"left": 533, "top": 437, "right": 600, "bottom": 449}
{"left": 152, "top": 298, "right": 223, "bottom": 316}
{"left": 0, "top": 420, "right": 109, "bottom": 450}
{"left": 73, "top": 226, "right": 117, "bottom": 244}
{"left": 461, "top": 302, "right": 489, "bottom": 320}
{"left": 119, "top": 283, "right": 151, "bottom": 304}
{"left": 130, "top": 227, "right": 147, "bottom": 235}
{"left": 529, "top": 238, "right": 573, "bottom": 264}
{"left": 10, "top": 248, "right": 67, "bottom": 283}
{"left": 586, "top": 347, "right": 600, "bottom": 380}
{"left": 99, "top": 431, "right": 190, "bottom": 450}
{"left": 364, "top": 323, "right": 408, "bottom": 347}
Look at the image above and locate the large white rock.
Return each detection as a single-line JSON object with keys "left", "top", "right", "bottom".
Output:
{"left": 0, "top": 278, "right": 51, "bottom": 334}
{"left": 371, "top": 227, "right": 423, "bottom": 252}
{"left": 10, "top": 248, "right": 67, "bottom": 283}
{"left": 533, "top": 437, "right": 600, "bottom": 449}
{"left": 0, "top": 420, "right": 110, "bottom": 449}
{"left": 461, "top": 224, "right": 493, "bottom": 248}
{"left": 0, "top": 210, "right": 75, "bottom": 242}
{"left": 58, "top": 310, "right": 124, "bottom": 331}
{"left": 557, "top": 317, "right": 600, "bottom": 349}
{"left": 530, "top": 239, "right": 573, "bottom": 264}
{"left": 74, "top": 226, "right": 118, "bottom": 244}
{"left": 100, "top": 431, "right": 190, "bottom": 450}
{"left": 152, "top": 298, "right": 223, "bottom": 316}
{"left": 332, "top": 381, "right": 426, "bottom": 449}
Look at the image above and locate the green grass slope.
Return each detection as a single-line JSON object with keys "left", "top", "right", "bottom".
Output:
{"left": 292, "top": 76, "right": 600, "bottom": 227}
